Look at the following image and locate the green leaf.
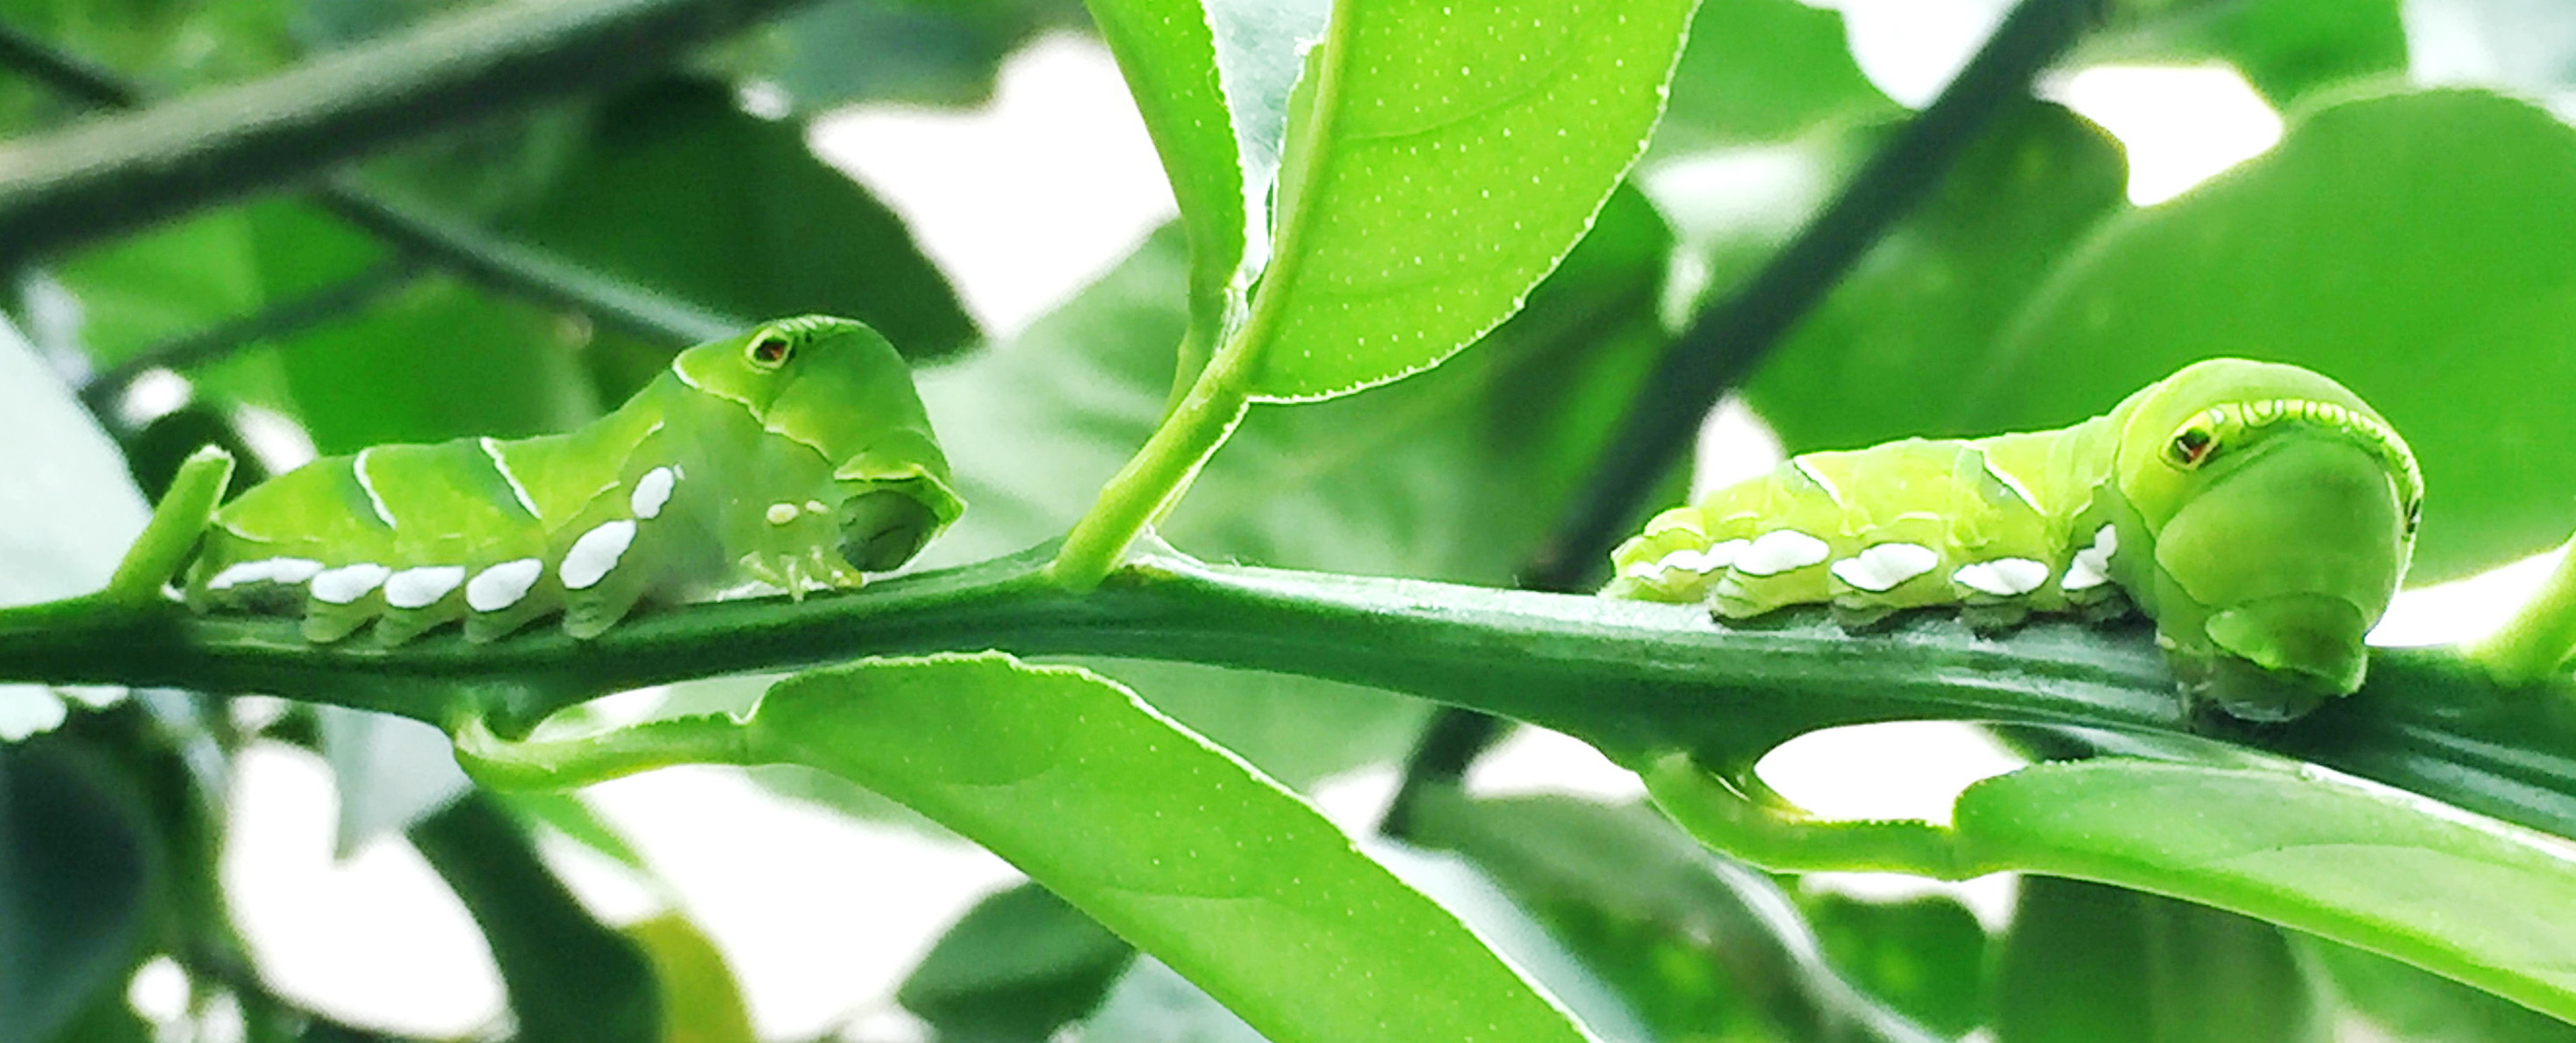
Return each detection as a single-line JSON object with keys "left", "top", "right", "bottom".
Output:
{"left": 1801, "top": 892, "right": 1988, "bottom": 1038}
{"left": 2306, "top": 937, "right": 2576, "bottom": 1042}
{"left": 502, "top": 789, "right": 651, "bottom": 872}
{"left": 1079, "top": 956, "right": 1270, "bottom": 1043}
{"left": 719, "top": 0, "right": 1093, "bottom": 111}
{"left": 1070, "top": 841, "right": 1663, "bottom": 1043}
{"left": 511, "top": 77, "right": 977, "bottom": 365}
{"left": 1407, "top": 792, "right": 1944, "bottom": 1043}
{"left": 0, "top": 744, "right": 157, "bottom": 1043}
{"left": 1242, "top": 0, "right": 1696, "bottom": 399}
{"left": 1085, "top": 0, "right": 1249, "bottom": 341}
{"left": 2088, "top": 0, "right": 2407, "bottom": 103}
{"left": 1975, "top": 87, "right": 2576, "bottom": 582}
{"left": 0, "top": 314, "right": 147, "bottom": 606}
{"left": 626, "top": 912, "right": 757, "bottom": 1043}
{"left": 1955, "top": 758, "right": 2576, "bottom": 1023}
{"left": 1650, "top": 0, "right": 1894, "bottom": 155}
{"left": 52, "top": 197, "right": 385, "bottom": 408}
{"left": 317, "top": 707, "right": 467, "bottom": 854}
{"left": 918, "top": 194, "right": 1668, "bottom": 781}
{"left": 898, "top": 881, "right": 1135, "bottom": 1039}
{"left": 409, "top": 792, "right": 659, "bottom": 1043}
{"left": 1179, "top": 183, "right": 1674, "bottom": 582}
{"left": 0, "top": 316, "right": 145, "bottom": 739}
{"left": 273, "top": 276, "right": 597, "bottom": 454}
{"left": 745, "top": 652, "right": 1599, "bottom": 1043}
{"left": 1742, "top": 99, "right": 2127, "bottom": 453}
{"left": 1991, "top": 876, "right": 2324, "bottom": 1043}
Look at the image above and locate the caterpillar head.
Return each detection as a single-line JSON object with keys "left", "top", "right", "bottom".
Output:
{"left": 677, "top": 316, "right": 964, "bottom": 579}
{"left": 2113, "top": 358, "right": 2420, "bottom": 721}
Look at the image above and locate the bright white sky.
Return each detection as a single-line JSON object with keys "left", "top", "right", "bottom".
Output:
{"left": 211, "top": 11, "right": 2559, "bottom": 1041}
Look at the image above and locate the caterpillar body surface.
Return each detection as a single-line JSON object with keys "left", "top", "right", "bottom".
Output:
{"left": 183, "top": 316, "right": 962, "bottom": 645}
{"left": 1607, "top": 358, "right": 2421, "bottom": 721}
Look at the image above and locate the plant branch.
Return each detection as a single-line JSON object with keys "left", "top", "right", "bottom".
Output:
{"left": 5, "top": 543, "right": 2572, "bottom": 844}
{"left": 0, "top": 0, "right": 811, "bottom": 270}
{"left": 0, "top": 16, "right": 745, "bottom": 372}
{"left": 1049, "top": 346, "right": 1257, "bottom": 588}
{"left": 311, "top": 183, "right": 743, "bottom": 345}
{"left": 1523, "top": 0, "right": 2112, "bottom": 592}
{"left": 77, "top": 259, "right": 424, "bottom": 406}
{"left": 0, "top": 21, "right": 134, "bottom": 108}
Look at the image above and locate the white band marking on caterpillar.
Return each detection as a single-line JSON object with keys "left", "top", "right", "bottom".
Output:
{"left": 467, "top": 558, "right": 545, "bottom": 612}
{"left": 1734, "top": 530, "right": 1831, "bottom": 578}
{"left": 1953, "top": 557, "right": 2050, "bottom": 597}
{"left": 560, "top": 521, "right": 638, "bottom": 591}
{"left": 312, "top": 564, "right": 392, "bottom": 605}
{"left": 384, "top": 565, "right": 467, "bottom": 608}
{"left": 1829, "top": 543, "right": 1940, "bottom": 593}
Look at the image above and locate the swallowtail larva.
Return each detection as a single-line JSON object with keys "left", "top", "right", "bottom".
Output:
{"left": 1607, "top": 359, "right": 2422, "bottom": 721}
{"left": 184, "top": 316, "right": 962, "bottom": 644}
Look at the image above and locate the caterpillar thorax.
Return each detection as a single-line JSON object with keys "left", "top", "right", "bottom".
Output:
{"left": 1608, "top": 358, "right": 2420, "bottom": 721}
{"left": 183, "top": 316, "right": 963, "bottom": 645}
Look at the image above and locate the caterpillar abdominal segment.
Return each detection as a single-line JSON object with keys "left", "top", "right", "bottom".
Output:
{"left": 183, "top": 316, "right": 963, "bottom": 645}
{"left": 1606, "top": 358, "right": 2422, "bottom": 722}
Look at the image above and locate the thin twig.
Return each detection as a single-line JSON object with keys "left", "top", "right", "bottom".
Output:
{"left": 0, "top": 21, "right": 135, "bottom": 107}
{"left": 77, "top": 258, "right": 425, "bottom": 409}
{"left": 0, "top": 17, "right": 744, "bottom": 406}
{"left": 1381, "top": 0, "right": 2111, "bottom": 839}
{"left": 0, "top": 0, "right": 809, "bottom": 270}
{"left": 313, "top": 183, "right": 742, "bottom": 345}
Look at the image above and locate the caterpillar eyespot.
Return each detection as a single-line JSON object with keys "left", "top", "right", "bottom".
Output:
{"left": 182, "top": 316, "right": 962, "bottom": 645}
{"left": 1607, "top": 358, "right": 2420, "bottom": 722}
{"left": 2167, "top": 424, "right": 2215, "bottom": 468}
{"left": 749, "top": 332, "right": 792, "bottom": 369}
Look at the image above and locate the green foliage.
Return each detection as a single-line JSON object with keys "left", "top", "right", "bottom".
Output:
{"left": 1973, "top": 88, "right": 2576, "bottom": 583}
{"left": 0, "top": 743, "right": 157, "bottom": 1043}
{"left": 1245, "top": 0, "right": 1694, "bottom": 399}
{"left": 4, "top": 0, "right": 2576, "bottom": 1039}
{"left": 748, "top": 653, "right": 1598, "bottom": 1043}
{"left": 1992, "top": 877, "right": 2324, "bottom": 1043}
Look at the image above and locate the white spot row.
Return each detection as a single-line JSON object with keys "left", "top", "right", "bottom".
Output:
{"left": 1830, "top": 543, "right": 1939, "bottom": 593}
{"left": 205, "top": 467, "right": 677, "bottom": 612}
{"left": 560, "top": 520, "right": 636, "bottom": 591}
{"left": 1623, "top": 525, "right": 2121, "bottom": 599}
{"left": 2062, "top": 524, "right": 2117, "bottom": 592}
{"left": 207, "top": 557, "right": 324, "bottom": 590}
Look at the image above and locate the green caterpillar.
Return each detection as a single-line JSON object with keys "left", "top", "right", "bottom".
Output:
{"left": 184, "top": 316, "right": 962, "bottom": 644}
{"left": 1607, "top": 359, "right": 2421, "bottom": 721}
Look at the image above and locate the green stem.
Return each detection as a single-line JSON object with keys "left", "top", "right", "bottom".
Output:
{"left": 80, "top": 260, "right": 424, "bottom": 404}
{"left": 1049, "top": 342, "right": 1257, "bottom": 588}
{"left": 1642, "top": 752, "right": 1981, "bottom": 879}
{"left": 451, "top": 712, "right": 750, "bottom": 789}
{"left": 0, "top": 0, "right": 811, "bottom": 269}
{"left": 312, "top": 184, "right": 741, "bottom": 346}
{"left": 2464, "top": 536, "right": 2576, "bottom": 684}
{"left": 101, "top": 446, "right": 233, "bottom": 605}
{"left": 0, "top": 19, "right": 743, "bottom": 354}
{"left": 1055, "top": 0, "right": 1358, "bottom": 587}
{"left": 6, "top": 545, "right": 2573, "bottom": 845}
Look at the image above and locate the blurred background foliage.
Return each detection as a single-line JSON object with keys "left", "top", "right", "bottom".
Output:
{"left": 4, "top": 0, "right": 2576, "bottom": 1039}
